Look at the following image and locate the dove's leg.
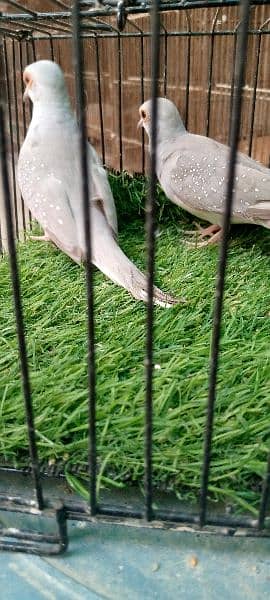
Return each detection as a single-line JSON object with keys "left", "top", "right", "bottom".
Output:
{"left": 185, "top": 222, "right": 222, "bottom": 246}
{"left": 195, "top": 223, "right": 221, "bottom": 238}
{"left": 185, "top": 223, "right": 221, "bottom": 237}
{"left": 185, "top": 226, "right": 223, "bottom": 248}
{"left": 198, "top": 228, "right": 223, "bottom": 246}
{"left": 187, "top": 228, "right": 223, "bottom": 248}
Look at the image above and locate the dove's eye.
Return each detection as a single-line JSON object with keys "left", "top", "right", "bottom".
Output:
{"left": 24, "top": 74, "right": 31, "bottom": 85}
{"left": 141, "top": 110, "right": 146, "bottom": 119}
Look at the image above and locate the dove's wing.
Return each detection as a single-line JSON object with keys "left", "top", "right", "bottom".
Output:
{"left": 88, "top": 145, "right": 118, "bottom": 236}
{"left": 233, "top": 163, "right": 270, "bottom": 225}
{"left": 18, "top": 155, "right": 83, "bottom": 262}
{"left": 158, "top": 136, "right": 228, "bottom": 219}
{"left": 246, "top": 203, "right": 270, "bottom": 220}
{"left": 234, "top": 149, "right": 270, "bottom": 226}
{"left": 158, "top": 134, "right": 270, "bottom": 225}
{"left": 235, "top": 148, "right": 270, "bottom": 173}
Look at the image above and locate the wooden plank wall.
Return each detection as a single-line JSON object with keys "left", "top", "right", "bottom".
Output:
{"left": 1, "top": 4, "right": 269, "bottom": 249}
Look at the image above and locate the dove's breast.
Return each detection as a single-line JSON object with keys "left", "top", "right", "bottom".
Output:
{"left": 18, "top": 117, "right": 78, "bottom": 197}
{"left": 17, "top": 120, "right": 86, "bottom": 263}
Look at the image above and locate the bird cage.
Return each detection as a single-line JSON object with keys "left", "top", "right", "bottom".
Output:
{"left": 0, "top": 0, "right": 270, "bottom": 558}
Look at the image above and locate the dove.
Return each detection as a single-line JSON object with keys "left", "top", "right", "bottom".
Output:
{"left": 138, "top": 97, "right": 270, "bottom": 246}
{"left": 17, "top": 61, "right": 177, "bottom": 307}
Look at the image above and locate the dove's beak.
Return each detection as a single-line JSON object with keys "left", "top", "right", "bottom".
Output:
{"left": 137, "top": 118, "right": 143, "bottom": 130}
{"left": 22, "top": 72, "right": 32, "bottom": 102}
{"left": 23, "top": 88, "right": 29, "bottom": 102}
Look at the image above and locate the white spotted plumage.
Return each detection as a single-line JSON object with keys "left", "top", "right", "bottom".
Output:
{"left": 18, "top": 61, "right": 177, "bottom": 306}
{"left": 139, "top": 97, "right": 270, "bottom": 244}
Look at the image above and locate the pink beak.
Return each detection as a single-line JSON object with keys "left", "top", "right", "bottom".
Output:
{"left": 137, "top": 118, "right": 143, "bottom": 130}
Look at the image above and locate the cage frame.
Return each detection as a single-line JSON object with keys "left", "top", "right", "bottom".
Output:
{"left": 0, "top": 0, "right": 269, "bottom": 555}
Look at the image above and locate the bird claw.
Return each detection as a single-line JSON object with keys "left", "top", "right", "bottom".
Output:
{"left": 183, "top": 223, "right": 222, "bottom": 248}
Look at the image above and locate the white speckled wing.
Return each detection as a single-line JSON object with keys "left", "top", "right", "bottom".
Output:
{"left": 159, "top": 141, "right": 228, "bottom": 222}
{"left": 89, "top": 145, "right": 118, "bottom": 236}
{"left": 158, "top": 133, "right": 270, "bottom": 226}
{"left": 18, "top": 155, "right": 83, "bottom": 262}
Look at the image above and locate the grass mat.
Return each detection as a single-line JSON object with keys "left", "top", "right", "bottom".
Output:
{"left": 0, "top": 173, "right": 270, "bottom": 515}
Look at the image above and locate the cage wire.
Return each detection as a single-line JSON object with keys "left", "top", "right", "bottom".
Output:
{"left": 0, "top": 0, "right": 270, "bottom": 554}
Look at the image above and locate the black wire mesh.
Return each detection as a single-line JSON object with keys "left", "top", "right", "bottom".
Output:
{"left": 0, "top": 0, "right": 269, "bottom": 554}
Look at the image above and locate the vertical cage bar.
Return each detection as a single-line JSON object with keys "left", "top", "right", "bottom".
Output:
{"left": 199, "top": 0, "right": 251, "bottom": 528}
{"left": 258, "top": 452, "right": 270, "bottom": 530}
{"left": 229, "top": 27, "right": 238, "bottom": 143}
{"left": 117, "top": 33, "right": 123, "bottom": 172}
{"left": 12, "top": 39, "right": 21, "bottom": 156}
{"left": 71, "top": 0, "right": 97, "bottom": 516}
{"left": 0, "top": 38, "right": 6, "bottom": 253}
{"left": 161, "top": 24, "right": 168, "bottom": 97}
{"left": 25, "top": 40, "right": 31, "bottom": 68}
{"left": 12, "top": 39, "right": 27, "bottom": 233}
{"left": 3, "top": 38, "right": 19, "bottom": 239}
{"left": 23, "top": 40, "right": 33, "bottom": 228}
{"left": 144, "top": 0, "right": 161, "bottom": 522}
{"left": 140, "top": 30, "right": 145, "bottom": 174}
{"left": 18, "top": 40, "right": 29, "bottom": 231}
{"left": 31, "top": 37, "right": 37, "bottom": 63}
{"left": 184, "top": 12, "right": 191, "bottom": 129}
{"left": 95, "top": 34, "right": 105, "bottom": 166}
{"left": 247, "top": 31, "right": 261, "bottom": 157}
{"left": 25, "top": 41, "right": 33, "bottom": 121}
{"left": 0, "top": 103, "right": 44, "bottom": 510}
{"left": 18, "top": 41, "right": 27, "bottom": 138}
{"left": 206, "top": 9, "right": 219, "bottom": 138}
{"left": 130, "top": 19, "right": 146, "bottom": 174}
{"left": 49, "top": 36, "right": 55, "bottom": 62}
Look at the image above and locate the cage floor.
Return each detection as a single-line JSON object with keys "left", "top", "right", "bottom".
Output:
{"left": 1, "top": 519, "right": 270, "bottom": 600}
{"left": 1, "top": 175, "right": 270, "bottom": 514}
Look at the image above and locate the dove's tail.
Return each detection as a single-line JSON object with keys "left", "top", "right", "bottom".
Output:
{"left": 246, "top": 202, "right": 270, "bottom": 229}
{"left": 90, "top": 204, "right": 178, "bottom": 307}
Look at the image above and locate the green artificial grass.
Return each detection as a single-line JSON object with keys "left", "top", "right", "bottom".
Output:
{"left": 0, "top": 172, "right": 270, "bottom": 515}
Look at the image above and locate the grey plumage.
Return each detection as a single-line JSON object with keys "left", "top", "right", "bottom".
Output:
{"left": 139, "top": 97, "right": 270, "bottom": 244}
{"left": 18, "top": 61, "right": 177, "bottom": 307}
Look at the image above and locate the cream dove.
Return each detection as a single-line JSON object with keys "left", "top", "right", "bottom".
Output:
{"left": 17, "top": 61, "right": 177, "bottom": 307}
{"left": 138, "top": 97, "right": 270, "bottom": 246}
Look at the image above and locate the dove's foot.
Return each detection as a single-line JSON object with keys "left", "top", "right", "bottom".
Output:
{"left": 195, "top": 223, "right": 221, "bottom": 237}
{"left": 185, "top": 223, "right": 222, "bottom": 248}
{"left": 194, "top": 229, "right": 223, "bottom": 247}
{"left": 29, "top": 234, "right": 50, "bottom": 242}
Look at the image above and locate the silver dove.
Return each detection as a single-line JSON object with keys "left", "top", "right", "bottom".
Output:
{"left": 139, "top": 97, "right": 270, "bottom": 245}
{"left": 17, "top": 61, "right": 177, "bottom": 307}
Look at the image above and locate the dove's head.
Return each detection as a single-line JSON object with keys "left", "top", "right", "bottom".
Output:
{"left": 138, "top": 97, "right": 186, "bottom": 144}
{"left": 23, "top": 60, "right": 69, "bottom": 106}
